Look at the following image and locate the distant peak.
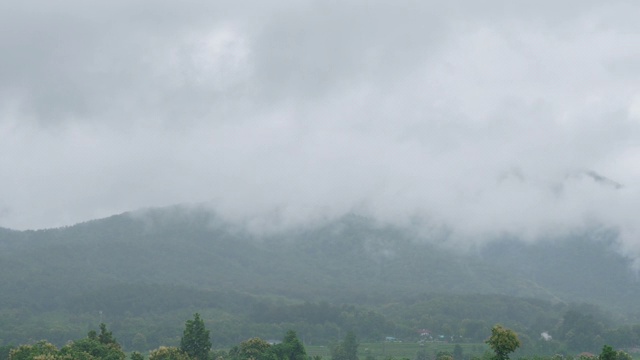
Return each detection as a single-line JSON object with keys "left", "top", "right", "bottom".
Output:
{"left": 579, "top": 170, "right": 623, "bottom": 189}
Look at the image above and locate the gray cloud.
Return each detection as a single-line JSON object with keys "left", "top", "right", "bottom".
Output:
{"left": 2, "top": 1, "right": 640, "bottom": 260}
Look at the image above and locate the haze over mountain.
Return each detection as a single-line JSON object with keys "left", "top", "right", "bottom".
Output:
{"left": 3, "top": 2, "right": 640, "bottom": 354}
{"left": 2, "top": 1, "right": 640, "bottom": 270}
{"left": 1, "top": 205, "right": 637, "bottom": 313}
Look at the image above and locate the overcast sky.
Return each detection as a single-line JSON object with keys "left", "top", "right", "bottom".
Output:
{"left": 2, "top": 1, "right": 640, "bottom": 255}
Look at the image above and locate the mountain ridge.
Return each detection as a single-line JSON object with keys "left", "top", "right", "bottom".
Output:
{"left": 1, "top": 205, "right": 637, "bottom": 311}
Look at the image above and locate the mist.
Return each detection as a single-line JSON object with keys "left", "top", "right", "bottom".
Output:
{"left": 2, "top": 1, "right": 640, "bottom": 258}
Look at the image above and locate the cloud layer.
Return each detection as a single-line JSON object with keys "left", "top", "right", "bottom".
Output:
{"left": 2, "top": 1, "right": 640, "bottom": 256}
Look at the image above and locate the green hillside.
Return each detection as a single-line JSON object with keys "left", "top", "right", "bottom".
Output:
{"left": 0, "top": 205, "right": 639, "bottom": 353}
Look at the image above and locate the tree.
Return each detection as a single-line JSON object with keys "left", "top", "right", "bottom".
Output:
{"left": 149, "top": 347, "right": 189, "bottom": 360}
{"left": 272, "top": 331, "right": 306, "bottom": 360}
{"left": 615, "top": 350, "right": 633, "bottom": 360}
{"left": 331, "top": 332, "right": 358, "bottom": 360}
{"left": 180, "top": 313, "right": 212, "bottom": 360}
{"left": 485, "top": 325, "right": 520, "bottom": 360}
{"left": 600, "top": 345, "right": 616, "bottom": 360}
{"left": 61, "top": 338, "right": 125, "bottom": 360}
{"left": 599, "top": 345, "right": 632, "bottom": 360}
{"left": 9, "top": 341, "right": 58, "bottom": 360}
{"left": 229, "top": 338, "right": 275, "bottom": 360}
{"left": 131, "top": 352, "right": 145, "bottom": 360}
{"left": 60, "top": 324, "right": 125, "bottom": 360}
{"left": 99, "top": 323, "right": 118, "bottom": 346}
{"left": 436, "top": 351, "right": 453, "bottom": 360}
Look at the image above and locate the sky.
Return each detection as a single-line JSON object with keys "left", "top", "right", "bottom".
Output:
{"left": 1, "top": 1, "right": 640, "bottom": 255}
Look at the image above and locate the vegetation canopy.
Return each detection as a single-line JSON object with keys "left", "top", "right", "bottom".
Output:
{"left": 180, "top": 313, "right": 212, "bottom": 360}
{"left": 485, "top": 325, "right": 521, "bottom": 360}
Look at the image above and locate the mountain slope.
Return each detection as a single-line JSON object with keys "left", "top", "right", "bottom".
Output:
{"left": 1, "top": 206, "right": 638, "bottom": 312}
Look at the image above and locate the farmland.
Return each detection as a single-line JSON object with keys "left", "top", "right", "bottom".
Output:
{"left": 306, "top": 342, "right": 489, "bottom": 360}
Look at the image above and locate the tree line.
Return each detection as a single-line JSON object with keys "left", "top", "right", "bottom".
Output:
{"left": 2, "top": 314, "right": 308, "bottom": 360}
{"left": 2, "top": 298, "right": 640, "bottom": 356}
{"left": 0, "top": 315, "right": 634, "bottom": 360}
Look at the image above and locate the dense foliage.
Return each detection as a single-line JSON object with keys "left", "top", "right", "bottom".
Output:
{"left": 485, "top": 325, "right": 520, "bottom": 360}
{"left": 180, "top": 314, "right": 211, "bottom": 360}
{"left": 7, "top": 324, "right": 126, "bottom": 360}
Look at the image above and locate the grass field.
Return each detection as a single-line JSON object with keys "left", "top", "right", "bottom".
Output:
{"left": 306, "top": 342, "right": 489, "bottom": 359}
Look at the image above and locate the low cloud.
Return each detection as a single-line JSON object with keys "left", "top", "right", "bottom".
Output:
{"left": 1, "top": 1, "right": 640, "bottom": 260}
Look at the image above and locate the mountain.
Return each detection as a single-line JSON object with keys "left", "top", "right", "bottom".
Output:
{"left": 1, "top": 206, "right": 637, "bottom": 307}
{"left": 0, "top": 205, "right": 638, "bottom": 349}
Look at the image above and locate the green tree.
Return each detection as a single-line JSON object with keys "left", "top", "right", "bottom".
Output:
{"left": 272, "top": 331, "right": 306, "bottom": 360}
{"left": 485, "top": 325, "right": 520, "bottom": 360}
{"left": 229, "top": 338, "right": 275, "bottom": 360}
{"left": 600, "top": 345, "right": 616, "bottom": 360}
{"left": 615, "top": 350, "right": 632, "bottom": 360}
{"left": 88, "top": 330, "right": 98, "bottom": 341}
{"left": 149, "top": 347, "right": 189, "bottom": 360}
{"left": 131, "top": 352, "right": 145, "bottom": 360}
{"left": 60, "top": 324, "right": 125, "bottom": 360}
{"left": 599, "top": 345, "right": 632, "bottom": 360}
{"left": 331, "top": 332, "right": 358, "bottom": 360}
{"left": 9, "top": 341, "right": 58, "bottom": 360}
{"left": 98, "top": 323, "right": 117, "bottom": 346}
{"left": 180, "top": 313, "right": 212, "bottom": 360}
{"left": 61, "top": 337, "right": 125, "bottom": 360}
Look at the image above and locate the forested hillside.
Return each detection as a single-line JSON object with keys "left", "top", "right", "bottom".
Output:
{"left": 1, "top": 206, "right": 639, "bottom": 353}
